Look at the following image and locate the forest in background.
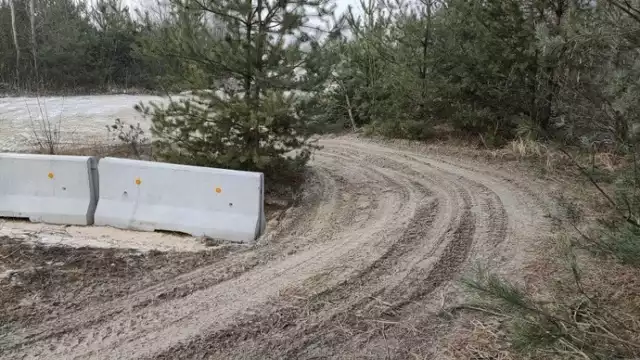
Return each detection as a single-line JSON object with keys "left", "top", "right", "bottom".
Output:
{"left": 325, "top": 0, "right": 640, "bottom": 149}
{"left": 3, "top": 0, "right": 640, "bottom": 150}
{"left": 0, "top": 0, "right": 197, "bottom": 92}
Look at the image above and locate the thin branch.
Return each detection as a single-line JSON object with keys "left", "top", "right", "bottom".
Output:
{"left": 557, "top": 147, "right": 640, "bottom": 228}
{"left": 608, "top": 0, "right": 640, "bottom": 24}
{"left": 188, "top": 0, "right": 249, "bottom": 26}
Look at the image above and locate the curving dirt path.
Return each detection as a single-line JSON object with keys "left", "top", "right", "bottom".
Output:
{"left": 1, "top": 136, "right": 552, "bottom": 359}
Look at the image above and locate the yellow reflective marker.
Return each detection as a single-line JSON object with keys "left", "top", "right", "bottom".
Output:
{"left": 135, "top": 177, "right": 142, "bottom": 185}
{"left": 47, "top": 172, "right": 54, "bottom": 179}
{"left": 215, "top": 187, "right": 222, "bottom": 194}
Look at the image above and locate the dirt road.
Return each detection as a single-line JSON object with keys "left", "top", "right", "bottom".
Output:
{"left": 1, "top": 137, "right": 552, "bottom": 359}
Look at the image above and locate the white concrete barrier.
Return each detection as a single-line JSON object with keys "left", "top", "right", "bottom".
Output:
{"left": 0, "top": 153, "right": 98, "bottom": 225}
{"left": 94, "top": 158, "right": 265, "bottom": 243}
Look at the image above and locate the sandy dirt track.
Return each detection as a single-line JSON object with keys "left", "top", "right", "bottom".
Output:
{"left": 1, "top": 136, "right": 552, "bottom": 359}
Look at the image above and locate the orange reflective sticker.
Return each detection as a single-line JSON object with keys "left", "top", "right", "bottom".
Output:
{"left": 135, "top": 178, "right": 142, "bottom": 185}
{"left": 215, "top": 187, "right": 222, "bottom": 193}
{"left": 47, "top": 172, "right": 54, "bottom": 179}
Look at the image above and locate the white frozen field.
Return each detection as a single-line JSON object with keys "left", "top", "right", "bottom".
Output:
{"left": 0, "top": 91, "right": 298, "bottom": 152}
{"left": 0, "top": 95, "right": 164, "bottom": 152}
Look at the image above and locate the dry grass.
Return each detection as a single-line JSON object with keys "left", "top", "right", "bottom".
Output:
{"left": 503, "top": 138, "right": 628, "bottom": 174}
{"left": 453, "top": 227, "right": 640, "bottom": 359}
{"left": 32, "top": 140, "right": 152, "bottom": 159}
{"left": 369, "top": 134, "right": 626, "bottom": 185}
{"left": 592, "top": 152, "right": 623, "bottom": 172}
{"left": 509, "top": 138, "right": 549, "bottom": 158}
{"left": 505, "top": 138, "right": 556, "bottom": 169}
{"left": 442, "top": 317, "right": 517, "bottom": 360}
{"left": 571, "top": 252, "right": 640, "bottom": 335}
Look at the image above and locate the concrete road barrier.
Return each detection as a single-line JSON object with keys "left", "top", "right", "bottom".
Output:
{"left": 0, "top": 153, "right": 98, "bottom": 225}
{"left": 94, "top": 158, "right": 265, "bottom": 243}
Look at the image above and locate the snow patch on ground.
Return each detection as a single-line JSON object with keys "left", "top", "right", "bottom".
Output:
{"left": 0, "top": 95, "right": 165, "bottom": 152}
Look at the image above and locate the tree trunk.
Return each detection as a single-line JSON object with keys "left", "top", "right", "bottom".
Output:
{"left": 420, "top": 0, "right": 432, "bottom": 105}
{"left": 252, "top": 0, "right": 264, "bottom": 155}
{"left": 254, "top": 0, "right": 263, "bottom": 103}
{"left": 527, "top": 0, "right": 539, "bottom": 130}
{"left": 9, "top": 0, "right": 20, "bottom": 87}
{"left": 345, "top": 92, "right": 357, "bottom": 131}
{"left": 539, "top": 0, "right": 566, "bottom": 131}
{"left": 29, "top": 0, "right": 38, "bottom": 87}
{"left": 244, "top": 0, "right": 252, "bottom": 103}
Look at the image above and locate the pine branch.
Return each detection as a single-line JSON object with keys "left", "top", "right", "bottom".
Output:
{"left": 187, "top": 0, "right": 250, "bottom": 26}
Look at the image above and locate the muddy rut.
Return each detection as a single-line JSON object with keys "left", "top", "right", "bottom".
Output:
{"left": 1, "top": 137, "right": 551, "bottom": 359}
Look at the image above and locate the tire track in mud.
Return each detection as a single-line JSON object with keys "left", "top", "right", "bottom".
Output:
{"left": 155, "top": 142, "right": 509, "bottom": 359}
{"left": 1, "top": 137, "right": 550, "bottom": 360}
{"left": 326, "top": 143, "right": 510, "bottom": 312}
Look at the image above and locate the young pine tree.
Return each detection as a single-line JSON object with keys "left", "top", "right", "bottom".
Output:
{"left": 139, "top": 0, "right": 339, "bottom": 186}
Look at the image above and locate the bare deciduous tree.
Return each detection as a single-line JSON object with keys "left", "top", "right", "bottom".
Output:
{"left": 8, "top": 0, "right": 20, "bottom": 86}
{"left": 26, "top": 97, "right": 63, "bottom": 155}
{"left": 29, "top": 0, "right": 38, "bottom": 86}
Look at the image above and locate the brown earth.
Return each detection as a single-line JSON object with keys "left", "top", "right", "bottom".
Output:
{"left": 0, "top": 136, "right": 556, "bottom": 359}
